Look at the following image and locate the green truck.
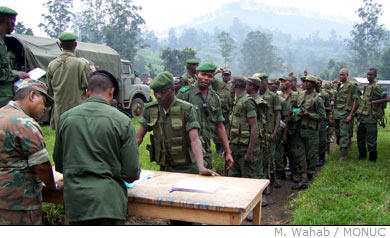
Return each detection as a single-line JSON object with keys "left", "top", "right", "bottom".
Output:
{"left": 4, "top": 33, "right": 151, "bottom": 119}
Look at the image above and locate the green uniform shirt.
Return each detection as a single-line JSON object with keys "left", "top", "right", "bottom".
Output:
{"left": 0, "top": 37, "right": 18, "bottom": 107}
{"left": 260, "top": 89, "right": 282, "bottom": 133}
{"left": 333, "top": 80, "right": 358, "bottom": 119}
{"left": 177, "top": 85, "right": 224, "bottom": 139}
{"left": 357, "top": 82, "right": 388, "bottom": 124}
{"left": 0, "top": 101, "right": 50, "bottom": 211}
{"left": 47, "top": 50, "right": 94, "bottom": 129}
{"left": 181, "top": 71, "right": 197, "bottom": 87}
{"left": 54, "top": 96, "right": 140, "bottom": 222}
{"left": 215, "top": 80, "right": 234, "bottom": 113}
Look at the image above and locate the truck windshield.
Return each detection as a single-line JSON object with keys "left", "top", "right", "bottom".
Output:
{"left": 121, "top": 63, "right": 131, "bottom": 74}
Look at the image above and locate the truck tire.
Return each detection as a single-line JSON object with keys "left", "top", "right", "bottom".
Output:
{"left": 130, "top": 98, "right": 144, "bottom": 118}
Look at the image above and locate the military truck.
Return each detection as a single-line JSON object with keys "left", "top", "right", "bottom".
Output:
{"left": 4, "top": 33, "right": 151, "bottom": 118}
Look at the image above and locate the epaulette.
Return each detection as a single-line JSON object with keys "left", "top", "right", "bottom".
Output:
{"left": 176, "top": 98, "right": 193, "bottom": 106}
{"left": 179, "top": 86, "right": 190, "bottom": 93}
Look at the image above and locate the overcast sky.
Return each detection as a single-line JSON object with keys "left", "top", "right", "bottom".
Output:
{"left": 2, "top": 0, "right": 390, "bottom": 37}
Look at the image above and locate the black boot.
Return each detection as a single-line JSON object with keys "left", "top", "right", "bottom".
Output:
{"left": 292, "top": 173, "right": 308, "bottom": 190}
{"left": 274, "top": 171, "right": 282, "bottom": 188}
{"left": 369, "top": 151, "right": 377, "bottom": 162}
{"left": 358, "top": 146, "right": 367, "bottom": 160}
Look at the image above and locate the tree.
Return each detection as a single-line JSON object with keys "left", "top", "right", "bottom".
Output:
{"left": 161, "top": 48, "right": 182, "bottom": 76}
{"left": 77, "top": 0, "right": 107, "bottom": 43}
{"left": 168, "top": 28, "right": 178, "bottom": 49}
{"left": 348, "top": 0, "right": 388, "bottom": 74}
{"left": 39, "top": 0, "right": 74, "bottom": 38}
{"left": 241, "top": 31, "right": 283, "bottom": 76}
{"left": 218, "top": 31, "right": 235, "bottom": 68}
{"left": 103, "top": 0, "right": 145, "bottom": 62}
{"left": 14, "top": 22, "right": 33, "bottom": 35}
{"left": 378, "top": 48, "right": 390, "bottom": 80}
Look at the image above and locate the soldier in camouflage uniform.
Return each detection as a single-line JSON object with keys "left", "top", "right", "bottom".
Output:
{"left": 47, "top": 32, "right": 94, "bottom": 129}
{"left": 323, "top": 83, "right": 334, "bottom": 156}
{"left": 254, "top": 73, "right": 281, "bottom": 192}
{"left": 356, "top": 68, "right": 390, "bottom": 162}
{"left": 329, "top": 68, "right": 358, "bottom": 160}
{"left": 0, "top": 79, "right": 60, "bottom": 225}
{"left": 177, "top": 63, "right": 233, "bottom": 170}
{"left": 181, "top": 59, "right": 199, "bottom": 87}
{"left": 316, "top": 79, "right": 331, "bottom": 166}
{"left": 292, "top": 76, "right": 326, "bottom": 189}
{"left": 0, "top": 6, "right": 30, "bottom": 108}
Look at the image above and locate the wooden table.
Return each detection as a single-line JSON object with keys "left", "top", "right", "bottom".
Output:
{"left": 43, "top": 170, "right": 269, "bottom": 225}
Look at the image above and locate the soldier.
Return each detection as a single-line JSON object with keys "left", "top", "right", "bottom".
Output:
{"left": 255, "top": 73, "right": 281, "bottom": 192}
{"left": 245, "top": 76, "right": 268, "bottom": 208}
{"left": 173, "top": 76, "right": 183, "bottom": 95}
{"left": 181, "top": 58, "right": 199, "bottom": 87}
{"left": 0, "top": 79, "right": 60, "bottom": 225}
{"left": 356, "top": 68, "right": 390, "bottom": 162}
{"left": 329, "top": 68, "right": 359, "bottom": 160}
{"left": 54, "top": 70, "right": 140, "bottom": 225}
{"left": 316, "top": 78, "right": 331, "bottom": 166}
{"left": 177, "top": 63, "right": 234, "bottom": 171}
{"left": 47, "top": 32, "right": 94, "bottom": 129}
{"left": 292, "top": 76, "right": 326, "bottom": 189}
{"left": 0, "top": 6, "right": 30, "bottom": 108}
{"left": 213, "top": 69, "right": 234, "bottom": 155}
{"left": 323, "top": 83, "right": 334, "bottom": 156}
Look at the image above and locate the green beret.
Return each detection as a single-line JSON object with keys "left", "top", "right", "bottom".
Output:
{"left": 0, "top": 6, "right": 17, "bottom": 16}
{"left": 150, "top": 71, "right": 174, "bottom": 92}
{"left": 59, "top": 32, "right": 78, "bottom": 42}
{"left": 253, "top": 73, "right": 268, "bottom": 80}
{"left": 186, "top": 58, "right": 199, "bottom": 65}
{"left": 196, "top": 62, "right": 217, "bottom": 72}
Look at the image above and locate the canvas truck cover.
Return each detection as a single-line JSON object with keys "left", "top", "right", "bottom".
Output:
{"left": 5, "top": 34, "right": 121, "bottom": 79}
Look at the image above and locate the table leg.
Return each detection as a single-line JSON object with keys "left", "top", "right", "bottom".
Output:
{"left": 252, "top": 200, "right": 261, "bottom": 225}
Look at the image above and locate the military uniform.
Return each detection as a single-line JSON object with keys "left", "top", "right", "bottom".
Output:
{"left": 47, "top": 33, "right": 94, "bottom": 129}
{"left": 0, "top": 101, "right": 50, "bottom": 225}
{"left": 294, "top": 77, "right": 326, "bottom": 182}
{"left": 140, "top": 97, "right": 201, "bottom": 173}
{"left": 177, "top": 84, "right": 224, "bottom": 169}
{"left": 0, "top": 31, "right": 18, "bottom": 107}
{"left": 181, "top": 71, "right": 197, "bottom": 87}
{"left": 333, "top": 80, "right": 358, "bottom": 149}
{"left": 228, "top": 92, "right": 261, "bottom": 178}
{"left": 318, "top": 88, "right": 331, "bottom": 164}
{"left": 356, "top": 81, "right": 388, "bottom": 161}
{"left": 54, "top": 96, "right": 141, "bottom": 223}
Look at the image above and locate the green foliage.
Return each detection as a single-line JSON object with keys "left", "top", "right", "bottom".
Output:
{"left": 39, "top": 0, "right": 74, "bottom": 38}
{"left": 42, "top": 203, "right": 65, "bottom": 225}
{"left": 348, "top": 0, "right": 388, "bottom": 74}
{"left": 161, "top": 48, "right": 196, "bottom": 76}
{"left": 320, "top": 59, "right": 347, "bottom": 81}
{"left": 14, "top": 22, "right": 33, "bottom": 36}
{"left": 218, "top": 31, "right": 235, "bottom": 68}
{"left": 78, "top": 0, "right": 106, "bottom": 44}
{"left": 241, "top": 31, "right": 284, "bottom": 76}
{"left": 378, "top": 48, "right": 390, "bottom": 80}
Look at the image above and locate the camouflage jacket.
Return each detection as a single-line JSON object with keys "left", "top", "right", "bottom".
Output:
{"left": 0, "top": 101, "right": 50, "bottom": 211}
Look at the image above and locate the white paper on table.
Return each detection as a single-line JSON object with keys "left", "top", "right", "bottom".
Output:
{"left": 170, "top": 179, "right": 222, "bottom": 193}
{"left": 28, "top": 68, "right": 46, "bottom": 80}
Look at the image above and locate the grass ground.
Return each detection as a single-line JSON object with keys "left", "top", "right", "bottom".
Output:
{"left": 289, "top": 108, "right": 390, "bottom": 225}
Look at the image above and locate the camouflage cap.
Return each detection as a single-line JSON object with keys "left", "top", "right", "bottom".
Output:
{"left": 150, "top": 71, "right": 174, "bottom": 92}
{"left": 0, "top": 6, "right": 17, "bottom": 16}
{"left": 222, "top": 69, "right": 231, "bottom": 75}
{"left": 196, "top": 62, "right": 217, "bottom": 72}
{"left": 59, "top": 32, "right": 78, "bottom": 42}
{"left": 186, "top": 58, "right": 199, "bottom": 65}
{"left": 231, "top": 76, "right": 247, "bottom": 88}
{"left": 301, "top": 75, "right": 318, "bottom": 84}
{"left": 279, "top": 76, "right": 294, "bottom": 82}
{"left": 268, "top": 78, "right": 278, "bottom": 84}
{"left": 253, "top": 73, "right": 269, "bottom": 80}
{"left": 247, "top": 77, "right": 261, "bottom": 87}
{"left": 16, "top": 79, "right": 54, "bottom": 106}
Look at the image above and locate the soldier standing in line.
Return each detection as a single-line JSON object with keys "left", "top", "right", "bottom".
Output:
{"left": 255, "top": 73, "right": 281, "bottom": 193}
{"left": 0, "top": 79, "right": 61, "bottom": 225}
{"left": 177, "top": 63, "right": 234, "bottom": 170}
{"left": 246, "top": 76, "right": 268, "bottom": 208}
{"left": 137, "top": 71, "right": 220, "bottom": 225}
{"left": 323, "top": 83, "right": 334, "bottom": 156}
{"left": 47, "top": 32, "right": 94, "bottom": 129}
{"left": 329, "top": 68, "right": 359, "bottom": 160}
{"left": 356, "top": 68, "right": 390, "bottom": 162}
{"left": 292, "top": 76, "right": 326, "bottom": 189}
{"left": 0, "top": 6, "right": 30, "bottom": 108}
{"left": 316, "top": 78, "right": 331, "bottom": 166}
{"left": 213, "top": 69, "right": 234, "bottom": 155}
{"left": 181, "top": 58, "right": 199, "bottom": 87}
{"left": 279, "top": 76, "right": 300, "bottom": 183}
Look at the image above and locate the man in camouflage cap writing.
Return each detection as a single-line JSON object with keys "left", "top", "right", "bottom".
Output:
{"left": 0, "top": 6, "right": 30, "bottom": 108}
{"left": 0, "top": 79, "right": 61, "bottom": 225}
